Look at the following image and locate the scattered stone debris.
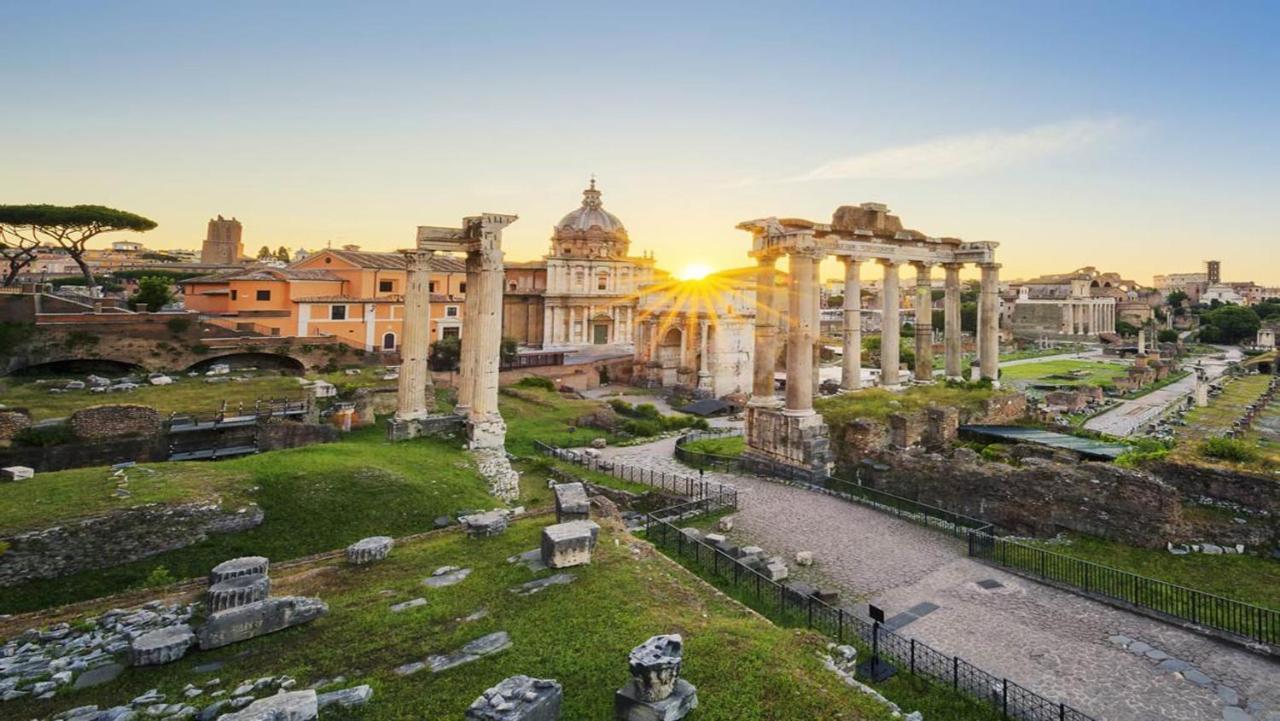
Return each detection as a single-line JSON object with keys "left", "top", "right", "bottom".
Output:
{"left": 316, "top": 684, "right": 372, "bottom": 710}
{"left": 422, "top": 566, "right": 472, "bottom": 588}
{"left": 395, "top": 632, "right": 512, "bottom": 676}
{"left": 795, "top": 551, "right": 814, "bottom": 566}
{"left": 616, "top": 634, "right": 697, "bottom": 721}
{"left": 128, "top": 624, "right": 196, "bottom": 667}
{"left": 466, "top": 675, "right": 562, "bottom": 721}
{"left": 389, "top": 598, "right": 427, "bottom": 613}
{"left": 717, "top": 516, "right": 735, "bottom": 533}
{"left": 511, "top": 573, "right": 576, "bottom": 596}
{"left": 506, "top": 548, "right": 548, "bottom": 573}
{"left": 345, "top": 536, "right": 394, "bottom": 565}
{"left": 553, "top": 482, "right": 590, "bottom": 523}
{"left": 219, "top": 689, "right": 317, "bottom": 721}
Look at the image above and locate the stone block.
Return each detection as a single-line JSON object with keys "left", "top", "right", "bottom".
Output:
{"left": 316, "top": 685, "right": 372, "bottom": 710}
{"left": 553, "top": 482, "right": 590, "bottom": 523}
{"left": 207, "top": 574, "right": 270, "bottom": 612}
{"left": 196, "top": 596, "right": 328, "bottom": 650}
{"left": 1, "top": 466, "right": 34, "bottom": 482}
{"left": 466, "top": 675, "right": 562, "bottom": 721}
{"left": 209, "top": 556, "right": 269, "bottom": 585}
{"left": 702, "top": 533, "right": 726, "bottom": 545}
{"left": 345, "top": 536, "right": 394, "bottom": 565}
{"left": 129, "top": 624, "right": 195, "bottom": 666}
{"left": 614, "top": 679, "right": 698, "bottom": 721}
{"left": 541, "top": 520, "right": 601, "bottom": 569}
{"left": 763, "top": 559, "right": 788, "bottom": 581}
{"left": 218, "top": 690, "right": 317, "bottom": 721}
{"left": 795, "top": 551, "right": 814, "bottom": 566}
{"left": 627, "top": 634, "right": 684, "bottom": 702}
{"left": 716, "top": 516, "right": 735, "bottom": 532}
{"left": 465, "top": 511, "right": 509, "bottom": 538}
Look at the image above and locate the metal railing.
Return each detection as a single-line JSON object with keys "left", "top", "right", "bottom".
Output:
{"left": 500, "top": 351, "right": 567, "bottom": 370}
{"left": 970, "top": 532, "right": 1280, "bottom": 651}
{"left": 534, "top": 440, "right": 736, "bottom": 506}
{"left": 644, "top": 506, "right": 1097, "bottom": 721}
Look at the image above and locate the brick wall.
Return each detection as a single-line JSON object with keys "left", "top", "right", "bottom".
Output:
{"left": 69, "top": 404, "right": 161, "bottom": 439}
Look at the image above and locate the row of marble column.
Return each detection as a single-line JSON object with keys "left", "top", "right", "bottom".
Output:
{"left": 395, "top": 247, "right": 504, "bottom": 427}
{"left": 1062, "top": 300, "right": 1115, "bottom": 335}
{"left": 750, "top": 253, "right": 1001, "bottom": 417}
{"left": 545, "top": 304, "right": 634, "bottom": 345}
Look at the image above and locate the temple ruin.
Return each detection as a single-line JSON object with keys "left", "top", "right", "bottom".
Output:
{"left": 388, "top": 213, "right": 520, "bottom": 500}
{"left": 738, "top": 203, "right": 1000, "bottom": 477}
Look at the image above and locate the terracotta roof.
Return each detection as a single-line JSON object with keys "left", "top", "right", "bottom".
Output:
{"left": 505, "top": 260, "right": 547, "bottom": 269}
{"left": 315, "top": 249, "right": 466, "bottom": 273}
{"left": 293, "top": 293, "right": 463, "bottom": 304}
{"left": 179, "top": 267, "right": 341, "bottom": 283}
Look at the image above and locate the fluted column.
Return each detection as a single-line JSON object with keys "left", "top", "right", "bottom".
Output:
{"left": 698, "top": 319, "right": 712, "bottom": 392}
{"left": 979, "top": 263, "right": 1000, "bottom": 381}
{"left": 840, "top": 258, "right": 862, "bottom": 390}
{"left": 913, "top": 262, "right": 934, "bottom": 382}
{"left": 395, "top": 249, "right": 436, "bottom": 420}
{"left": 455, "top": 257, "right": 478, "bottom": 418}
{"left": 943, "top": 263, "right": 963, "bottom": 379}
{"left": 750, "top": 255, "right": 781, "bottom": 404}
{"left": 880, "top": 260, "right": 901, "bottom": 386}
{"left": 467, "top": 246, "right": 505, "bottom": 419}
{"left": 784, "top": 250, "right": 818, "bottom": 415}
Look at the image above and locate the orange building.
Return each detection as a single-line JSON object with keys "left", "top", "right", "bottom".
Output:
{"left": 180, "top": 248, "right": 470, "bottom": 353}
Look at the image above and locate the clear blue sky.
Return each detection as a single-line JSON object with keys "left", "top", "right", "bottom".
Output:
{"left": 2, "top": 1, "right": 1278, "bottom": 284}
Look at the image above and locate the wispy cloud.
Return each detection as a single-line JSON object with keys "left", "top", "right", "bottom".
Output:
{"left": 792, "top": 117, "right": 1127, "bottom": 182}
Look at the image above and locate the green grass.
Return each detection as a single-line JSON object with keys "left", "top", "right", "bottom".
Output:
{"left": 997, "top": 359, "right": 1129, "bottom": 387}
{"left": 681, "top": 435, "right": 745, "bottom": 459}
{"left": 1172, "top": 374, "right": 1280, "bottom": 469}
{"left": 815, "top": 384, "right": 1006, "bottom": 427}
{"left": 0, "top": 425, "right": 498, "bottom": 613}
{"left": 4, "top": 519, "right": 898, "bottom": 721}
{"left": 0, "top": 374, "right": 309, "bottom": 422}
{"left": 499, "top": 386, "right": 626, "bottom": 455}
{"left": 1022, "top": 532, "right": 1280, "bottom": 611}
{"left": 998, "top": 345, "right": 1088, "bottom": 362}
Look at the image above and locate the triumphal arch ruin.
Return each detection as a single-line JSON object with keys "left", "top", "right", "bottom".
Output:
{"left": 388, "top": 212, "right": 520, "bottom": 500}
{"left": 738, "top": 202, "right": 1000, "bottom": 478}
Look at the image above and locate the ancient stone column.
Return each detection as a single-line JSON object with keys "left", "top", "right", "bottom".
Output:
{"left": 455, "top": 257, "right": 479, "bottom": 419}
{"left": 943, "top": 263, "right": 963, "bottom": 380}
{"left": 751, "top": 256, "right": 780, "bottom": 404}
{"left": 880, "top": 260, "right": 901, "bottom": 386}
{"left": 812, "top": 266, "right": 822, "bottom": 399}
{"left": 979, "top": 263, "right": 1000, "bottom": 381}
{"left": 468, "top": 246, "right": 506, "bottom": 423}
{"left": 395, "top": 249, "right": 436, "bottom": 421}
{"left": 784, "top": 250, "right": 817, "bottom": 415}
{"left": 913, "top": 262, "right": 933, "bottom": 382}
{"left": 697, "top": 319, "right": 712, "bottom": 394}
{"left": 840, "top": 257, "right": 862, "bottom": 391}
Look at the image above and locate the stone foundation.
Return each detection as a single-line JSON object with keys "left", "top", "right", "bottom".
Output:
{"left": 386, "top": 413, "right": 465, "bottom": 441}
{"left": 470, "top": 414, "right": 519, "bottom": 500}
{"left": 744, "top": 405, "right": 832, "bottom": 478}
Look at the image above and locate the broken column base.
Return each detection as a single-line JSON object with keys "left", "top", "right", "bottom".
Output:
{"left": 743, "top": 405, "right": 832, "bottom": 481}
{"left": 614, "top": 679, "right": 698, "bottom": 721}
{"left": 470, "top": 414, "right": 519, "bottom": 500}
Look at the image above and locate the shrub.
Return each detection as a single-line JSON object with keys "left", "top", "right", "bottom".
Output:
{"left": 142, "top": 565, "right": 176, "bottom": 588}
{"left": 1157, "top": 329, "right": 1179, "bottom": 343}
{"left": 515, "top": 375, "right": 556, "bottom": 391}
{"left": 166, "top": 317, "right": 192, "bottom": 334}
{"left": 621, "top": 419, "right": 663, "bottom": 437}
{"left": 1200, "top": 437, "right": 1260, "bottom": 464}
{"left": 14, "top": 424, "right": 76, "bottom": 447}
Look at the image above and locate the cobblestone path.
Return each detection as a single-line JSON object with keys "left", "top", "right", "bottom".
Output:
{"left": 599, "top": 438, "right": 1280, "bottom": 721}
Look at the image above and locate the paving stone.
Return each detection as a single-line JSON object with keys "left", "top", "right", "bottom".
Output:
{"left": 423, "top": 567, "right": 472, "bottom": 588}
{"left": 1222, "top": 707, "right": 1251, "bottom": 721}
{"left": 1218, "top": 686, "right": 1240, "bottom": 706}
{"left": 1127, "top": 641, "right": 1152, "bottom": 654}
{"left": 390, "top": 598, "right": 427, "bottom": 613}
{"left": 1184, "top": 669, "right": 1213, "bottom": 687}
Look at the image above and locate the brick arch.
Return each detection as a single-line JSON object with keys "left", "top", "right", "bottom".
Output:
{"left": 184, "top": 352, "right": 306, "bottom": 376}
{"left": 7, "top": 358, "right": 146, "bottom": 377}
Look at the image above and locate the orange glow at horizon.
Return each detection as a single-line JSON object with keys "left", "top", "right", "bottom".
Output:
{"left": 676, "top": 263, "right": 714, "bottom": 281}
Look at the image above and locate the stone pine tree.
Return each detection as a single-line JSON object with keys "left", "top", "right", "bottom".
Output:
{"left": 0, "top": 205, "right": 156, "bottom": 291}
{"left": 0, "top": 222, "right": 41, "bottom": 286}
{"left": 257, "top": 246, "right": 272, "bottom": 260}
{"left": 275, "top": 246, "right": 291, "bottom": 262}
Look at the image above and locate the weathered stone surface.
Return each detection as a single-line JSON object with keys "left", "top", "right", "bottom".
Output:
{"left": 390, "top": 597, "right": 427, "bottom": 612}
{"left": 763, "top": 559, "right": 788, "bottom": 581}
{"left": 397, "top": 631, "right": 512, "bottom": 676}
{"left": 465, "top": 511, "right": 509, "bottom": 538}
{"left": 209, "top": 556, "right": 269, "bottom": 585}
{"left": 511, "top": 573, "right": 575, "bottom": 596}
{"left": 0, "top": 410, "right": 32, "bottom": 441}
{"left": 541, "top": 520, "right": 600, "bottom": 569}
{"left": 218, "top": 690, "right": 317, "bottom": 721}
{"left": 316, "top": 684, "right": 372, "bottom": 710}
{"left": 553, "top": 482, "right": 590, "bottom": 523}
{"left": 628, "top": 634, "right": 684, "bottom": 702}
{"left": 795, "top": 551, "right": 814, "bottom": 566}
{"left": 717, "top": 516, "right": 735, "bottom": 532}
{"left": 1, "top": 466, "right": 34, "bottom": 482}
{"left": 69, "top": 404, "right": 161, "bottom": 440}
{"left": 345, "top": 535, "right": 394, "bottom": 565}
{"left": 466, "top": 675, "right": 562, "bottom": 721}
{"left": 196, "top": 596, "right": 327, "bottom": 650}
{"left": 614, "top": 679, "right": 698, "bottom": 721}
{"left": 207, "top": 574, "right": 270, "bottom": 612}
{"left": 423, "top": 566, "right": 472, "bottom": 588}
{"left": 129, "top": 624, "right": 195, "bottom": 666}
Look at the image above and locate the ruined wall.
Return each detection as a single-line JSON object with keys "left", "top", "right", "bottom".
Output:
{"left": 1150, "top": 460, "right": 1280, "bottom": 515}
{"left": 0, "top": 435, "right": 168, "bottom": 472}
{"left": 257, "top": 421, "right": 340, "bottom": 452}
{"left": 69, "top": 404, "right": 161, "bottom": 439}
{"left": 866, "top": 448, "right": 1185, "bottom": 547}
{"left": 0, "top": 501, "right": 264, "bottom": 586}
{"left": 831, "top": 392, "right": 1027, "bottom": 465}
{"left": 0, "top": 410, "right": 31, "bottom": 441}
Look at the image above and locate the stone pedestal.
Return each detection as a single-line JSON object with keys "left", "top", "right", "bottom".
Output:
{"left": 615, "top": 679, "right": 698, "bottom": 721}
{"left": 743, "top": 405, "right": 831, "bottom": 479}
{"left": 553, "top": 482, "right": 590, "bottom": 523}
{"left": 540, "top": 520, "right": 600, "bottom": 569}
{"left": 467, "top": 676, "right": 563, "bottom": 721}
{"left": 209, "top": 556, "right": 269, "bottom": 585}
{"left": 616, "top": 634, "right": 697, "bottom": 721}
{"left": 464, "top": 510, "right": 509, "bottom": 538}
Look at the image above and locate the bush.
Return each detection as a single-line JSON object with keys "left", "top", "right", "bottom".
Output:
{"left": 1157, "top": 329, "right": 1179, "bottom": 343}
{"left": 142, "top": 565, "right": 176, "bottom": 588}
{"left": 14, "top": 424, "right": 76, "bottom": 447}
{"left": 621, "top": 418, "right": 663, "bottom": 437}
{"left": 166, "top": 317, "right": 192, "bottom": 334}
{"left": 515, "top": 375, "right": 556, "bottom": 391}
{"left": 1199, "top": 437, "right": 1260, "bottom": 464}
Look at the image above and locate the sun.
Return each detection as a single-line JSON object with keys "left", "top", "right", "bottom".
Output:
{"left": 677, "top": 263, "right": 713, "bottom": 281}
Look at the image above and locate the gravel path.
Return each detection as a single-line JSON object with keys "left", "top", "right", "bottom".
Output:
{"left": 599, "top": 438, "right": 1280, "bottom": 721}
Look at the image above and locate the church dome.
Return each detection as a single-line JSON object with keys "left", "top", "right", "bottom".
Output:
{"left": 556, "top": 179, "right": 626, "bottom": 234}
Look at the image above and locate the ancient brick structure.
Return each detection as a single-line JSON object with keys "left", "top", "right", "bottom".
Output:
{"left": 69, "top": 404, "right": 161, "bottom": 439}
{"left": 0, "top": 409, "right": 32, "bottom": 441}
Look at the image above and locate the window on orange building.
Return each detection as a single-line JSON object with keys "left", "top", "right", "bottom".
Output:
{"left": 231, "top": 290, "right": 238, "bottom": 300}
{"left": 330, "top": 305, "right": 346, "bottom": 320}
{"left": 379, "top": 280, "right": 394, "bottom": 293}
{"left": 382, "top": 332, "right": 396, "bottom": 350}
{"left": 256, "top": 290, "right": 271, "bottom": 301}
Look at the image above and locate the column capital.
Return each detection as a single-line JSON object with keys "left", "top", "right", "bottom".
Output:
{"left": 910, "top": 260, "right": 934, "bottom": 271}
{"left": 941, "top": 261, "right": 965, "bottom": 272}
{"left": 979, "top": 262, "right": 1002, "bottom": 271}
{"left": 838, "top": 255, "right": 864, "bottom": 268}
{"left": 400, "top": 248, "right": 436, "bottom": 271}
{"left": 877, "top": 258, "right": 900, "bottom": 269}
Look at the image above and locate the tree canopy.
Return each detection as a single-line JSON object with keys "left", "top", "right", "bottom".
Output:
{"left": 128, "top": 275, "right": 175, "bottom": 311}
{"left": 0, "top": 205, "right": 156, "bottom": 291}
{"left": 1199, "top": 305, "right": 1261, "bottom": 344}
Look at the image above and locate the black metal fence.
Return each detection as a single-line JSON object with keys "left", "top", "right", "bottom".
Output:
{"left": 970, "top": 532, "right": 1280, "bottom": 651}
{"left": 534, "top": 440, "right": 737, "bottom": 507}
{"left": 644, "top": 507, "right": 1098, "bottom": 721}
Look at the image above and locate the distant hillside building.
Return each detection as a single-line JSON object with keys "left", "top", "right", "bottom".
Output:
{"left": 201, "top": 215, "right": 244, "bottom": 265}
{"left": 1008, "top": 269, "right": 1119, "bottom": 339}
